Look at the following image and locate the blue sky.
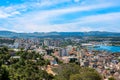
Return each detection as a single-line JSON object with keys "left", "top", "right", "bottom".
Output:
{"left": 0, "top": 0, "right": 120, "bottom": 32}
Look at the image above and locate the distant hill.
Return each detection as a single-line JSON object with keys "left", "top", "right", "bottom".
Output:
{"left": 0, "top": 31, "right": 120, "bottom": 38}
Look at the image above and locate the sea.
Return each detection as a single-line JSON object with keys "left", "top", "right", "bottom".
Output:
{"left": 92, "top": 45, "right": 120, "bottom": 53}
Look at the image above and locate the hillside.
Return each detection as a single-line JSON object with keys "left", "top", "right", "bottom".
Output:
{"left": 0, "top": 31, "right": 120, "bottom": 38}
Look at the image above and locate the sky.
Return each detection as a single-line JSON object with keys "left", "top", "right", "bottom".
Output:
{"left": 0, "top": 0, "right": 120, "bottom": 32}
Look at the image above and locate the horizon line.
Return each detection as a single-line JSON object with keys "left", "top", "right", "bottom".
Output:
{"left": 0, "top": 30, "right": 120, "bottom": 33}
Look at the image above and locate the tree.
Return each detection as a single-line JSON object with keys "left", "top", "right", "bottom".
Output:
{"left": 108, "top": 77, "right": 116, "bottom": 80}
{"left": 53, "top": 63, "right": 80, "bottom": 80}
{"left": 53, "top": 63, "right": 102, "bottom": 80}
{"left": 78, "top": 67, "right": 102, "bottom": 80}
{"left": 0, "top": 67, "right": 9, "bottom": 80}
{"left": 70, "top": 74, "right": 82, "bottom": 80}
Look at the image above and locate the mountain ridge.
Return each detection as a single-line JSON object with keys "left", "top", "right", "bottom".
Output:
{"left": 0, "top": 30, "right": 120, "bottom": 38}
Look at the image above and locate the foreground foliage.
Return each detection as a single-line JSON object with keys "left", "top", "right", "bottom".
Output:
{"left": 0, "top": 47, "right": 102, "bottom": 80}
{"left": 53, "top": 63, "right": 102, "bottom": 80}
{"left": 0, "top": 47, "right": 53, "bottom": 80}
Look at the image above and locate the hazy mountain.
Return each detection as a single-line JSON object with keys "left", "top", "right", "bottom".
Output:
{"left": 0, "top": 31, "right": 120, "bottom": 38}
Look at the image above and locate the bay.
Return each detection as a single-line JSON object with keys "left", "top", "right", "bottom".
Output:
{"left": 93, "top": 45, "right": 120, "bottom": 53}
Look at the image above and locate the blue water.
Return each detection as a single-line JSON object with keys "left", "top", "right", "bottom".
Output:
{"left": 93, "top": 45, "right": 120, "bottom": 53}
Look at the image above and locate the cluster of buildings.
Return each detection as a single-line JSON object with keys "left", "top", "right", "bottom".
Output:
{"left": 0, "top": 37, "right": 120, "bottom": 80}
{"left": 77, "top": 50, "right": 120, "bottom": 80}
{"left": 44, "top": 45, "right": 120, "bottom": 80}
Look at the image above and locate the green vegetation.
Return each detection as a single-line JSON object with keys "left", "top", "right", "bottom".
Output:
{"left": 108, "top": 77, "right": 116, "bottom": 80}
{"left": 53, "top": 63, "right": 102, "bottom": 80}
{"left": 0, "top": 65, "right": 9, "bottom": 80}
{"left": 0, "top": 47, "right": 103, "bottom": 80}
{"left": 0, "top": 47, "right": 52, "bottom": 80}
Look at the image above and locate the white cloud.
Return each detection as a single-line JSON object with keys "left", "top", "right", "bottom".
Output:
{"left": 0, "top": 27, "right": 18, "bottom": 32}
{"left": 0, "top": 0, "right": 116, "bottom": 19}
{"left": 0, "top": 0, "right": 120, "bottom": 32}
{"left": 0, "top": 11, "right": 10, "bottom": 18}
{"left": 0, "top": 6, "right": 21, "bottom": 18}
{"left": 37, "top": 3, "right": 114, "bottom": 17}
{"left": 11, "top": 11, "right": 20, "bottom": 15}
{"left": 10, "top": 2, "right": 115, "bottom": 23}
{"left": 0, "top": 0, "right": 71, "bottom": 18}
{"left": 78, "top": 12, "right": 120, "bottom": 23}
{"left": 6, "top": 9, "right": 120, "bottom": 32}
{"left": 0, "top": 27, "right": 8, "bottom": 30}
